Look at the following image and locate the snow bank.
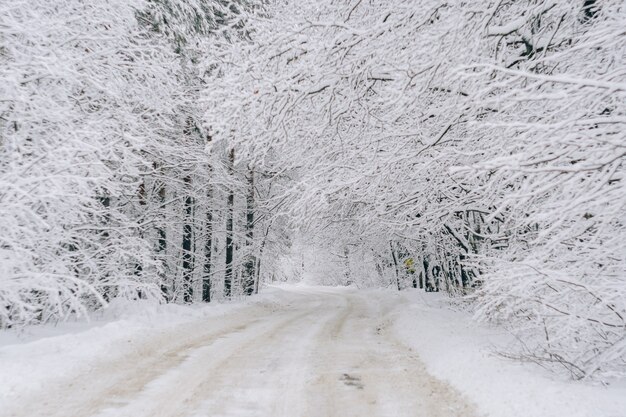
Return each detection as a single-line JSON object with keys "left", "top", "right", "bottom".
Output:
{"left": 0, "top": 288, "right": 289, "bottom": 404}
{"left": 391, "top": 289, "right": 626, "bottom": 417}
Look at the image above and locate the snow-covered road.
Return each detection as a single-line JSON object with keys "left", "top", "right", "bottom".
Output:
{"left": 3, "top": 287, "right": 478, "bottom": 417}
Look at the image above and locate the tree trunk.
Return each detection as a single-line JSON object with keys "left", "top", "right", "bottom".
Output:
{"left": 182, "top": 175, "right": 194, "bottom": 303}
{"left": 243, "top": 169, "right": 255, "bottom": 295}
{"left": 431, "top": 265, "right": 441, "bottom": 292}
{"left": 224, "top": 149, "right": 235, "bottom": 298}
{"left": 157, "top": 183, "right": 169, "bottom": 300}
{"left": 343, "top": 247, "right": 350, "bottom": 285}
{"left": 423, "top": 258, "right": 433, "bottom": 292}
{"left": 254, "top": 223, "right": 272, "bottom": 295}
{"left": 254, "top": 254, "right": 262, "bottom": 295}
{"left": 390, "top": 241, "right": 401, "bottom": 291}
{"left": 459, "top": 254, "right": 472, "bottom": 288}
{"left": 99, "top": 194, "right": 113, "bottom": 302}
{"left": 202, "top": 183, "right": 213, "bottom": 302}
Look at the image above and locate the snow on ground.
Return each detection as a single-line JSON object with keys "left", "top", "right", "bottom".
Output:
{"left": 1, "top": 285, "right": 478, "bottom": 417}
{"left": 390, "top": 289, "right": 626, "bottom": 417}
{"left": 0, "top": 289, "right": 289, "bottom": 406}
{"left": 0, "top": 285, "right": 624, "bottom": 417}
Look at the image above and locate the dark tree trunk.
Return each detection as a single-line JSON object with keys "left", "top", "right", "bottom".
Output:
{"left": 154, "top": 166, "right": 170, "bottom": 301}
{"left": 423, "top": 258, "right": 433, "bottom": 292}
{"left": 254, "top": 256, "right": 262, "bottom": 295}
{"left": 224, "top": 149, "right": 235, "bottom": 298}
{"left": 390, "top": 242, "right": 401, "bottom": 291}
{"left": 343, "top": 247, "right": 350, "bottom": 285}
{"left": 182, "top": 176, "right": 195, "bottom": 303}
{"left": 431, "top": 265, "right": 441, "bottom": 292}
{"left": 459, "top": 254, "right": 472, "bottom": 288}
{"left": 243, "top": 169, "right": 255, "bottom": 295}
{"left": 134, "top": 182, "right": 147, "bottom": 298}
{"left": 202, "top": 184, "right": 213, "bottom": 303}
{"left": 254, "top": 224, "right": 271, "bottom": 295}
{"left": 99, "top": 194, "right": 113, "bottom": 302}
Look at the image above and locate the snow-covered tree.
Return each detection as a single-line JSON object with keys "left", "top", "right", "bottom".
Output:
{"left": 0, "top": 0, "right": 266, "bottom": 326}
{"left": 205, "top": 0, "right": 625, "bottom": 379}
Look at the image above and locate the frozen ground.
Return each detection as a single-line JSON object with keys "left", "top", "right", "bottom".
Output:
{"left": 0, "top": 285, "right": 624, "bottom": 417}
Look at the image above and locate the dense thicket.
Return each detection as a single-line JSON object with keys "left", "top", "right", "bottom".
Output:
{"left": 0, "top": 0, "right": 292, "bottom": 327}
{"left": 208, "top": 0, "right": 625, "bottom": 380}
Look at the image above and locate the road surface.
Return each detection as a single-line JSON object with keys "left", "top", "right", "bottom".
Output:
{"left": 4, "top": 287, "right": 479, "bottom": 417}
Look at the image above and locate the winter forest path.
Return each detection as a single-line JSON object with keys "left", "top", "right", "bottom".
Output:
{"left": 3, "top": 287, "right": 479, "bottom": 417}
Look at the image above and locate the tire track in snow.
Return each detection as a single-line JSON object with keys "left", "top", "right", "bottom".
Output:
{"left": 302, "top": 290, "right": 480, "bottom": 417}
{"left": 2, "top": 298, "right": 300, "bottom": 417}
{"left": 3, "top": 288, "right": 480, "bottom": 417}
{"left": 95, "top": 295, "right": 335, "bottom": 417}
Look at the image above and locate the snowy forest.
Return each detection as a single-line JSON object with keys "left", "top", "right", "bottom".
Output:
{"left": 1, "top": 0, "right": 625, "bottom": 385}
